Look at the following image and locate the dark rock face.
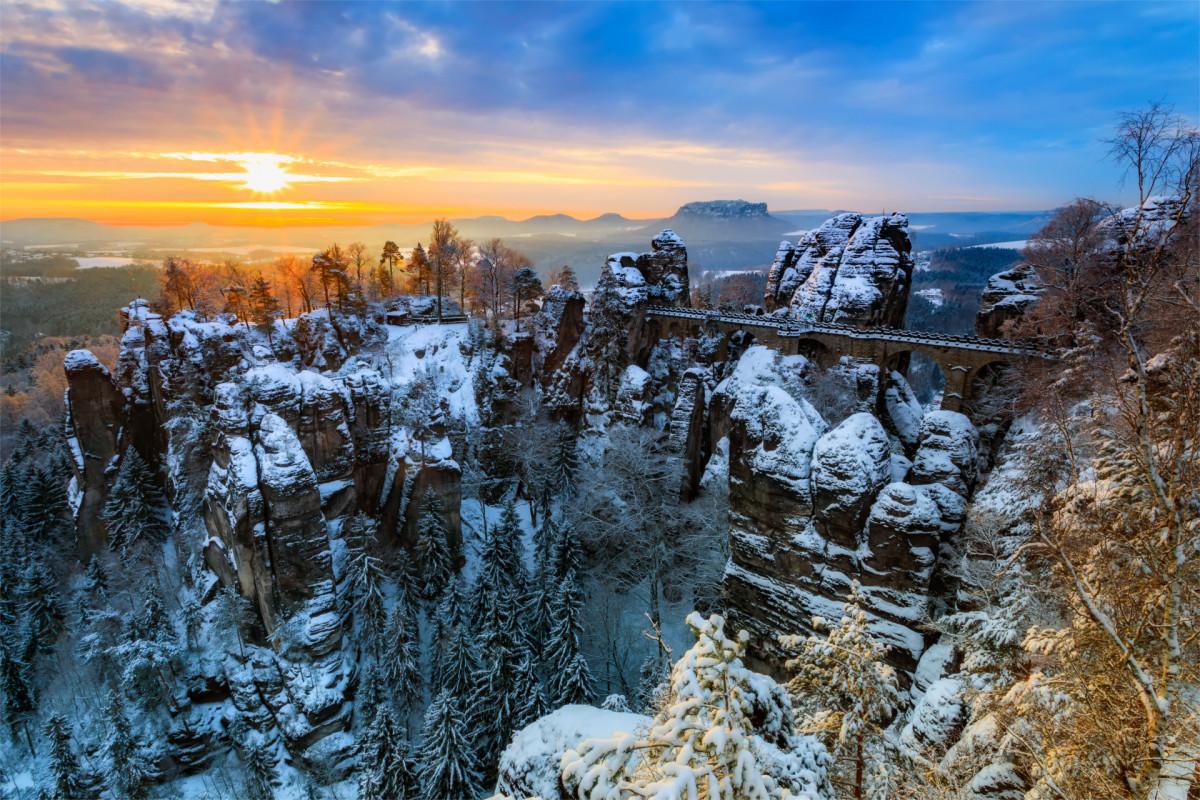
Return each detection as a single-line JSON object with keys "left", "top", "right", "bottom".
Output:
{"left": 542, "top": 230, "right": 691, "bottom": 414}
{"left": 764, "top": 212, "right": 914, "bottom": 328}
{"left": 63, "top": 349, "right": 124, "bottom": 557}
{"left": 533, "top": 287, "right": 586, "bottom": 382}
{"left": 975, "top": 263, "right": 1043, "bottom": 339}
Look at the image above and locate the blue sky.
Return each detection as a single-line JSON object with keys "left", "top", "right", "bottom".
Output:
{"left": 1, "top": 0, "right": 1197, "bottom": 223}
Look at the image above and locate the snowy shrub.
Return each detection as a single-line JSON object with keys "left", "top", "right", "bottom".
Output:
{"left": 560, "top": 612, "right": 832, "bottom": 800}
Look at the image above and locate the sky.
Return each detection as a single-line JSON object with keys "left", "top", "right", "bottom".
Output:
{"left": 1, "top": 0, "right": 1197, "bottom": 227}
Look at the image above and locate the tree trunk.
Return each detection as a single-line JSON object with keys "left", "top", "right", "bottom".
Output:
{"left": 855, "top": 730, "right": 864, "bottom": 800}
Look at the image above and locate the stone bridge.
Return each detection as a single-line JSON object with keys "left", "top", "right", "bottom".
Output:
{"left": 645, "top": 306, "right": 1054, "bottom": 412}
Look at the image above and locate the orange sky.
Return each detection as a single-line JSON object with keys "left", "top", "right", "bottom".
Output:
{"left": 0, "top": 140, "right": 877, "bottom": 227}
{"left": 3, "top": 1, "right": 1192, "bottom": 227}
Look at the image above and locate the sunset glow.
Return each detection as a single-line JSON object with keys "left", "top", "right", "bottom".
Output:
{"left": 1, "top": 1, "right": 1196, "bottom": 227}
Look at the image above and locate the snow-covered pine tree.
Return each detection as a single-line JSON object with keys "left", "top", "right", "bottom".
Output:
{"left": 429, "top": 577, "right": 466, "bottom": 690}
{"left": 436, "top": 621, "right": 478, "bottom": 699}
{"left": 19, "top": 552, "right": 63, "bottom": 655}
{"left": 342, "top": 512, "right": 386, "bottom": 639}
{"left": 780, "top": 581, "right": 900, "bottom": 800}
{"left": 510, "top": 648, "right": 549, "bottom": 731}
{"left": 417, "top": 688, "right": 482, "bottom": 800}
{"left": 470, "top": 610, "right": 524, "bottom": 781}
{"left": 550, "top": 521, "right": 582, "bottom": 583}
{"left": 562, "top": 612, "right": 825, "bottom": 799}
{"left": 380, "top": 600, "right": 422, "bottom": 713}
{"left": 545, "top": 569, "right": 594, "bottom": 706}
{"left": 548, "top": 423, "right": 580, "bottom": 498}
{"left": 357, "top": 707, "right": 418, "bottom": 800}
{"left": 81, "top": 558, "right": 108, "bottom": 600}
{"left": 102, "top": 690, "right": 153, "bottom": 800}
{"left": 100, "top": 448, "right": 166, "bottom": 559}
{"left": 471, "top": 497, "right": 527, "bottom": 619}
{"left": 43, "top": 714, "right": 88, "bottom": 800}
{"left": 413, "top": 489, "right": 452, "bottom": 602}
{"left": 21, "top": 466, "right": 69, "bottom": 542}
{"left": 0, "top": 644, "right": 35, "bottom": 752}
{"left": 241, "top": 740, "right": 278, "bottom": 800}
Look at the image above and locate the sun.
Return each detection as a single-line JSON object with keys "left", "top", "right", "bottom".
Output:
{"left": 236, "top": 153, "right": 293, "bottom": 193}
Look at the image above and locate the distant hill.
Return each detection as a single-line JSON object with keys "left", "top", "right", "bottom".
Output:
{"left": 1, "top": 203, "right": 1053, "bottom": 288}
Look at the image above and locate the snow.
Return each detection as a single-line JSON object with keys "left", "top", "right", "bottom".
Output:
{"left": 811, "top": 412, "right": 890, "bottom": 503}
{"left": 379, "top": 321, "right": 478, "bottom": 423}
{"left": 967, "top": 240, "right": 1028, "bottom": 250}
{"left": 495, "top": 705, "right": 649, "bottom": 800}
{"left": 901, "top": 676, "right": 965, "bottom": 754}
{"left": 74, "top": 255, "right": 136, "bottom": 268}
{"left": 914, "top": 287, "right": 944, "bottom": 307}
{"left": 63, "top": 348, "right": 105, "bottom": 373}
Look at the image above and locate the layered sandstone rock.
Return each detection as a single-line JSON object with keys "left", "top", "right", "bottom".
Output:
{"left": 975, "top": 263, "right": 1043, "bottom": 339}
{"left": 64, "top": 349, "right": 124, "bottom": 556}
{"left": 764, "top": 212, "right": 914, "bottom": 328}
{"left": 717, "top": 345, "right": 980, "bottom": 675}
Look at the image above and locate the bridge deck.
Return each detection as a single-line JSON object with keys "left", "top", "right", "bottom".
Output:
{"left": 644, "top": 306, "right": 1051, "bottom": 358}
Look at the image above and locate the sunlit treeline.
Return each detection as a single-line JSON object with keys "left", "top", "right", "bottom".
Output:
{"left": 154, "top": 219, "right": 580, "bottom": 326}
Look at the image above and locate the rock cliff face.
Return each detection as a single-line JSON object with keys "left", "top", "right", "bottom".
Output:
{"left": 64, "top": 349, "right": 123, "bottom": 557}
{"left": 540, "top": 229, "right": 691, "bottom": 416}
{"left": 764, "top": 212, "right": 914, "bottom": 327}
{"left": 64, "top": 301, "right": 462, "bottom": 761}
{"left": 975, "top": 263, "right": 1043, "bottom": 338}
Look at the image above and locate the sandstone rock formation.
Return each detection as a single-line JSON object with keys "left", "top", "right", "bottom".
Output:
{"left": 64, "top": 349, "right": 123, "bottom": 556}
{"left": 764, "top": 212, "right": 914, "bottom": 328}
{"left": 975, "top": 262, "right": 1043, "bottom": 339}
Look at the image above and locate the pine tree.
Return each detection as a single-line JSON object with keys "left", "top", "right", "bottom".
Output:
{"left": 357, "top": 707, "right": 418, "bottom": 800}
{"left": 545, "top": 569, "right": 594, "bottom": 706}
{"left": 19, "top": 553, "right": 63, "bottom": 653}
{"left": 436, "top": 622, "right": 478, "bottom": 699}
{"left": 511, "top": 648, "right": 549, "bottom": 731}
{"left": 342, "top": 513, "right": 386, "bottom": 638}
{"left": 102, "top": 691, "right": 152, "bottom": 800}
{"left": 242, "top": 741, "right": 278, "bottom": 800}
{"left": 548, "top": 424, "right": 580, "bottom": 498}
{"left": 21, "top": 466, "right": 69, "bottom": 542}
{"left": 780, "top": 581, "right": 899, "bottom": 800}
{"left": 248, "top": 275, "right": 281, "bottom": 346}
{"left": 550, "top": 522, "right": 582, "bottom": 583}
{"left": 417, "top": 688, "right": 481, "bottom": 800}
{"left": 562, "top": 613, "right": 808, "bottom": 799}
{"left": 82, "top": 558, "right": 108, "bottom": 600}
{"left": 412, "top": 489, "right": 452, "bottom": 602}
{"left": 180, "top": 596, "right": 201, "bottom": 649}
{"left": 472, "top": 498, "right": 526, "bottom": 619}
{"left": 43, "top": 715, "right": 86, "bottom": 800}
{"left": 1, "top": 645, "right": 35, "bottom": 752}
{"left": 100, "top": 448, "right": 166, "bottom": 558}
{"left": 380, "top": 601, "right": 422, "bottom": 713}
{"left": 470, "top": 617, "right": 523, "bottom": 778}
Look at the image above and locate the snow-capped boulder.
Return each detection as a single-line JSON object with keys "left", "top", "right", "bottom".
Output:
{"left": 766, "top": 212, "right": 914, "bottom": 328}
{"left": 494, "top": 705, "right": 650, "bottom": 799}
{"left": 901, "top": 676, "right": 966, "bottom": 755}
{"left": 908, "top": 410, "right": 979, "bottom": 498}
{"left": 532, "top": 285, "right": 586, "bottom": 381}
{"left": 811, "top": 412, "right": 891, "bottom": 547}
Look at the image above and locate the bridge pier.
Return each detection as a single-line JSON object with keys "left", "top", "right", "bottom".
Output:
{"left": 940, "top": 364, "right": 972, "bottom": 412}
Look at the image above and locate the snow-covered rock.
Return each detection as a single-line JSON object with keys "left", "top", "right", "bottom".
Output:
{"left": 494, "top": 705, "right": 650, "bottom": 800}
{"left": 765, "top": 212, "right": 914, "bottom": 328}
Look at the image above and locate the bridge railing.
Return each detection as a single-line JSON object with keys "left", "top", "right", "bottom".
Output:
{"left": 643, "top": 305, "right": 1053, "bottom": 358}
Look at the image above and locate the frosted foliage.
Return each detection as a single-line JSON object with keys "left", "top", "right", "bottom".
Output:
{"left": 561, "top": 613, "right": 831, "bottom": 800}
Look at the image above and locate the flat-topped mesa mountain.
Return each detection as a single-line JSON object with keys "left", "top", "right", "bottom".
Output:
{"left": 672, "top": 199, "right": 771, "bottom": 220}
